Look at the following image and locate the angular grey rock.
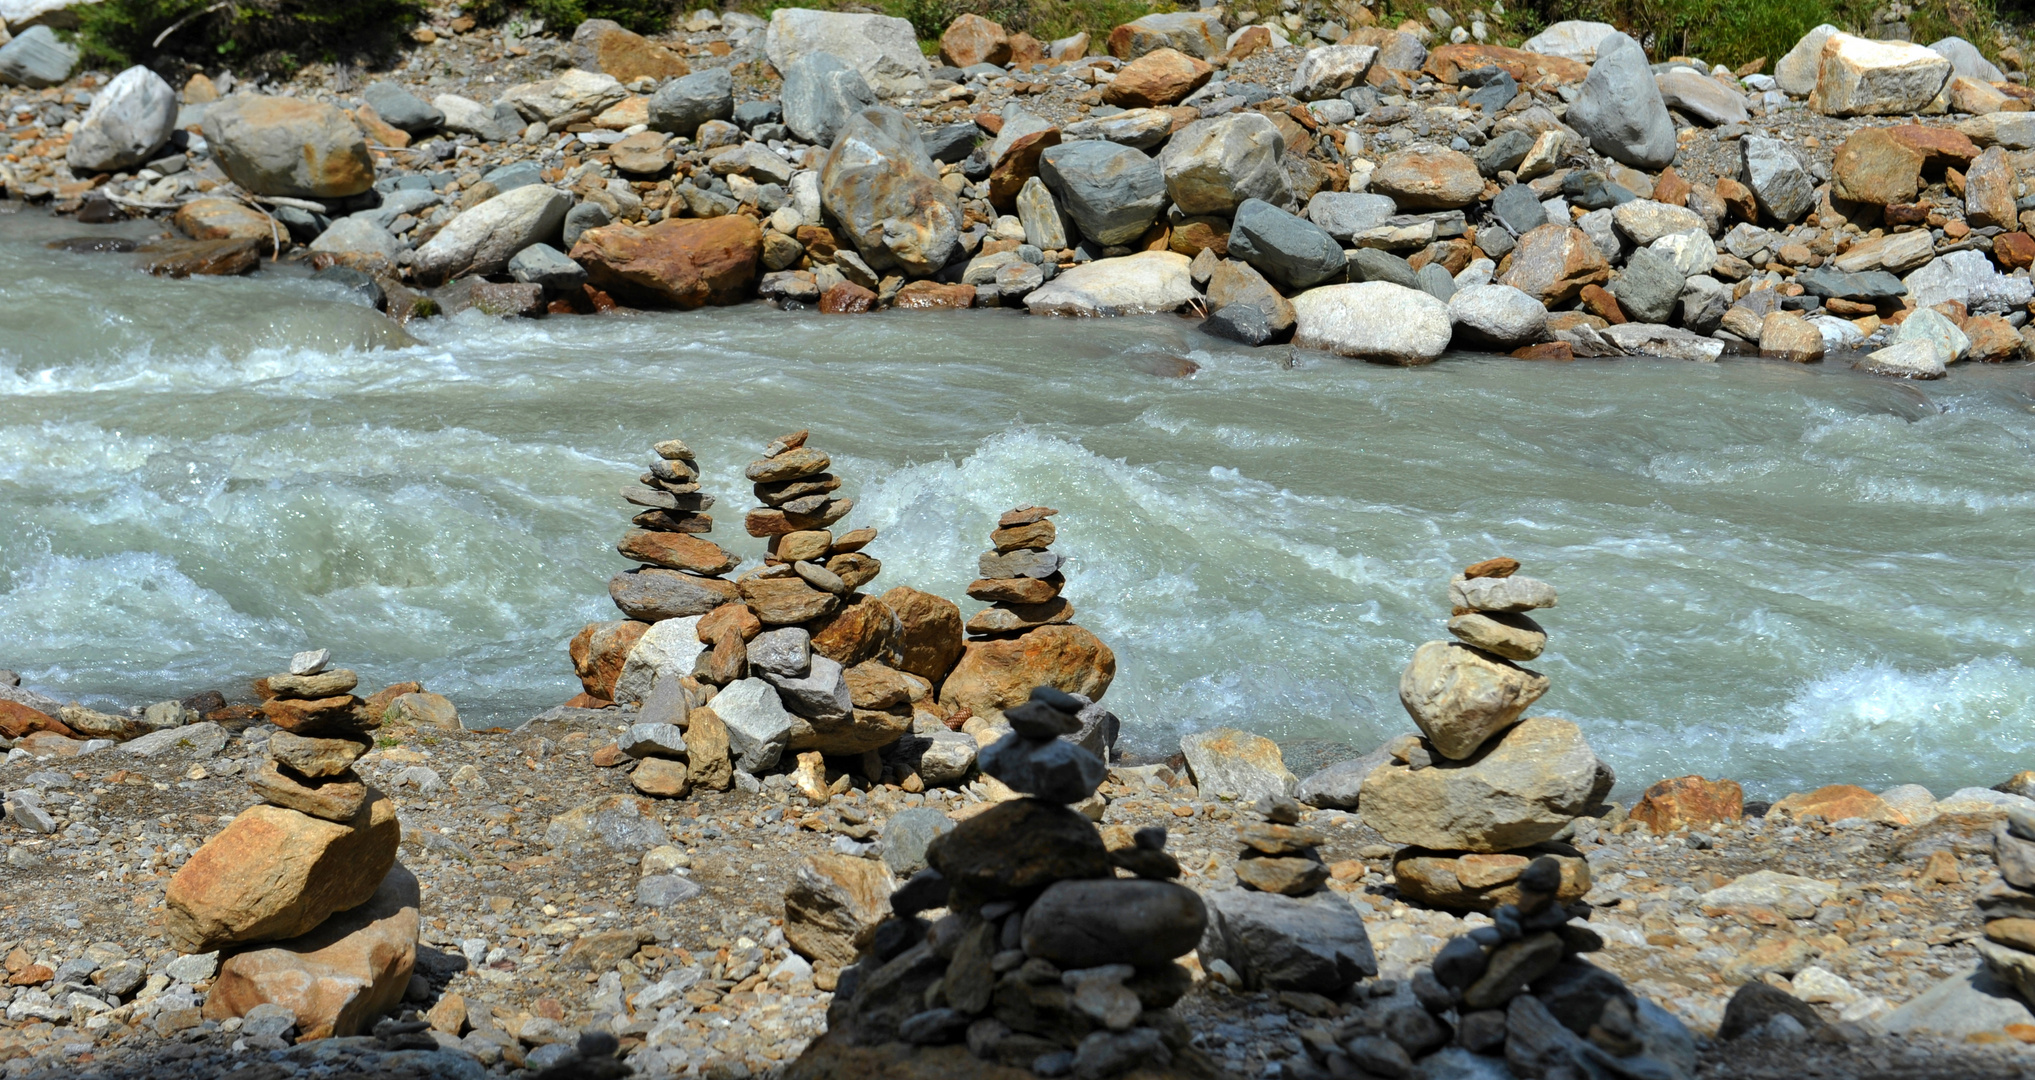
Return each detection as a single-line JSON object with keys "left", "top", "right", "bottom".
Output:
{"left": 920, "top": 121, "right": 978, "bottom": 163}
{"left": 820, "top": 106, "right": 962, "bottom": 277}
{"left": 290, "top": 649, "right": 331, "bottom": 676}
{"left": 1881, "top": 962, "right": 2035, "bottom": 1037}
{"left": 1348, "top": 248, "right": 1419, "bottom": 289}
{"left": 1775, "top": 25, "right": 1839, "bottom": 96}
{"left": 1229, "top": 198, "right": 1347, "bottom": 292}
{"left": 1795, "top": 267, "right": 1905, "bottom": 301}
{"left": 1060, "top": 108, "right": 1172, "bottom": 149}
{"left": 1159, "top": 113, "right": 1293, "bottom": 216}
{"left": 410, "top": 185, "right": 570, "bottom": 285}
{"left": 711, "top": 678, "right": 795, "bottom": 772}
{"left": 434, "top": 93, "right": 517, "bottom": 142}
{"left": 1566, "top": 32, "right": 1676, "bottom": 170}
{"left": 364, "top": 82, "right": 442, "bottom": 133}
{"left": 308, "top": 217, "right": 401, "bottom": 261}
{"left": 1610, "top": 200, "right": 1706, "bottom": 247}
{"left": 1608, "top": 247, "right": 1685, "bottom": 324}
{"left": 1448, "top": 284, "right": 1546, "bottom": 348}
{"left": 0, "top": 26, "right": 77, "bottom": 89}
{"left": 563, "top": 201, "right": 613, "bottom": 249}
{"left": 508, "top": 243, "right": 588, "bottom": 291}
{"left": 1361, "top": 716, "right": 1614, "bottom": 851}
{"left": 1015, "top": 176, "right": 1069, "bottom": 251}
{"left": 1905, "top": 249, "right": 2034, "bottom": 313}
{"left": 781, "top": 52, "right": 878, "bottom": 148}
{"left": 543, "top": 794, "right": 671, "bottom": 852}
{"left": 613, "top": 616, "right": 705, "bottom": 706}
{"left": 1306, "top": 191, "right": 1397, "bottom": 243}
{"left": 1296, "top": 746, "right": 1394, "bottom": 810}
{"left": 1037, "top": 141, "right": 1167, "bottom": 248}
{"left": 637, "top": 874, "right": 703, "bottom": 908}
{"left": 1178, "top": 727, "right": 1297, "bottom": 802}
{"left": 1654, "top": 68, "right": 1749, "bottom": 126}
{"left": 907, "top": 728, "right": 976, "bottom": 786}
{"left": 1289, "top": 44, "right": 1379, "bottom": 101}
{"left": 1740, "top": 137, "right": 1813, "bottom": 224}
{"left": 1475, "top": 129, "right": 1535, "bottom": 177}
{"left": 1601, "top": 322, "right": 1726, "bottom": 362}
{"left": 764, "top": 654, "right": 852, "bottom": 724}
{"left": 648, "top": 68, "right": 734, "bottom": 137}
{"left": 1203, "top": 888, "right": 1377, "bottom": 993}
{"left": 620, "top": 722, "right": 687, "bottom": 760}
{"left": 119, "top": 722, "right": 228, "bottom": 760}
{"left": 1201, "top": 303, "right": 1277, "bottom": 345}
{"left": 1416, "top": 263, "right": 1456, "bottom": 303}
{"left": 67, "top": 65, "right": 178, "bottom": 173}
{"left": 1490, "top": 183, "right": 1547, "bottom": 236}
{"left": 764, "top": 9, "right": 930, "bottom": 97}
{"left": 1929, "top": 36, "right": 2006, "bottom": 83}
{"left": 880, "top": 807, "right": 955, "bottom": 877}
{"left": 748, "top": 627, "right": 812, "bottom": 679}
{"left": 977, "top": 731, "right": 1106, "bottom": 803}
{"left": 1680, "top": 274, "right": 1730, "bottom": 334}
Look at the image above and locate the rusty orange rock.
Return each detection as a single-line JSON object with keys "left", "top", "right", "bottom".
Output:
{"left": 878, "top": 586, "right": 965, "bottom": 684}
{"left": 569, "top": 620, "right": 651, "bottom": 701}
{"left": 1832, "top": 127, "right": 1927, "bottom": 206}
{"left": 571, "top": 215, "right": 762, "bottom": 309}
{"left": 939, "top": 624, "right": 1116, "bottom": 722}
{"left": 1499, "top": 225, "right": 1611, "bottom": 307}
{"left": 165, "top": 792, "right": 401, "bottom": 953}
{"left": 616, "top": 529, "right": 737, "bottom": 575}
{"left": 0, "top": 700, "right": 72, "bottom": 740}
{"left": 987, "top": 127, "right": 1061, "bottom": 212}
{"left": 1629, "top": 775, "right": 1745, "bottom": 835}
{"left": 1104, "top": 48, "right": 1213, "bottom": 108}
{"left": 807, "top": 593, "right": 902, "bottom": 668}
{"left": 1769, "top": 784, "right": 1904, "bottom": 825}
{"left": 891, "top": 281, "right": 976, "bottom": 309}
{"left": 204, "top": 862, "right": 418, "bottom": 1040}
{"left": 940, "top": 13, "right": 1011, "bottom": 68}
{"left": 1423, "top": 44, "right": 1586, "bottom": 86}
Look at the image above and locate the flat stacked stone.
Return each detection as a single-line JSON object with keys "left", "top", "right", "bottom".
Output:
{"left": 607, "top": 437, "right": 742, "bottom": 624}
{"left": 1360, "top": 558, "right": 1613, "bottom": 912}
{"left": 799, "top": 685, "right": 1223, "bottom": 1075}
{"left": 1294, "top": 856, "right": 1697, "bottom": 1080}
{"left": 164, "top": 651, "right": 413, "bottom": 1040}
{"left": 1975, "top": 806, "right": 2035, "bottom": 1003}
{"left": 1231, "top": 794, "right": 1333, "bottom": 897}
{"left": 965, "top": 505, "right": 1071, "bottom": 637}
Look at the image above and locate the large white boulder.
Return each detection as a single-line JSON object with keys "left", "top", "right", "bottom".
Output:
{"left": 1291, "top": 282, "right": 1453, "bottom": 365}
{"left": 1024, "top": 251, "right": 1197, "bottom": 316}
{"left": 1809, "top": 33, "right": 1952, "bottom": 117}
{"left": 765, "top": 9, "right": 929, "bottom": 97}
{"left": 1519, "top": 20, "right": 1617, "bottom": 62}
{"left": 67, "top": 64, "right": 177, "bottom": 173}
{"left": 1774, "top": 24, "right": 1839, "bottom": 96}
{"left": 410, "top": 184, "right": 571, "bottom": 285}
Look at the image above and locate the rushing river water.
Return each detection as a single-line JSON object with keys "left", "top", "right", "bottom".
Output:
{"left": 5, "top": 210, "right": 2035, "bottom": 799}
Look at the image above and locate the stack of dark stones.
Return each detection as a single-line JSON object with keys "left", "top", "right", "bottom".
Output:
{"left": 1974, "top": 805, "right": 2035, "bottom": 1002}
{"left": 800, "top": 686, "right": 1222, "bottom": 1079}
{"left": 1287, "top": 856, "right": 1696, "bottom": 1080}
{"left": 965, "top": 506, "right": 1071, "bottom": 638}
{"left": 608, "top": 437, "right": 743, "bottom": 623}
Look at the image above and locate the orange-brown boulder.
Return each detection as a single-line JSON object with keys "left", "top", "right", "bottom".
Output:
{"left": 1832, "top": 127, "right": 1926, "bottom": 205}
{"left": 1423, "top": 44, "right": 1586, "bottom": 85}
{"left": 574, "top": 19, "right": 689, "bottom": 81}
{"left": 164, "top": 792, "right": 400, "bottom": 953}
{"left": 570, "top": 215, "right": 761, "bottom": 309}
{"left": 1964, "top": 314, "right": 2025, "bottom": 361}
{"left": 1629, "top": 775, "right": 1745, "bottom": 835}
{"left": 1103, "top": 48, "right": 1213, "bottom": 109}
{"left": 940, "top": 13, "right": 1011, "bottom": 68}
{"left": 879, "top": 586, "right": 965, "bottom": 684}
{"left": 987, "top": 127, "right": 1060, "bottom": 212}
{"left": 204, "top": 862, "right": 418, "bottom": 1039}
{"left": 820, "top": 281, "right": 878, "bottom": 313}
{"left": 0, "top": 701, "right": 73, "bottom": 740}
{"left": 807, "top": 593, "right": 902, "bottom": 668}
{"left": 891, "top": 280, "right": 976, "bottom": 309}
{"left": 1770, "top": 784, "right": 1904, "bottom": 825}
{"left": 939, "top": 624, "right": 1115, "bottom": 722}
{"left": 571, "top": 620, "right": 651, "bottom": 700}
{"left": 697, "top": 603, "right": 762, "bottom": 643}
{"left": 1498, "top": 225, "right": 1611, "bottom": 306}
{"left": 173, "top": 198, "right": 277, "bottom": 243}
{"left": 1392, "top": 846, "right": 1591, "bottom": 912}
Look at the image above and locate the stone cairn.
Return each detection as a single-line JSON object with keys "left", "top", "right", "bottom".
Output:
{"left": 1231, "top": 794, "right": 1332, "bottom": 897}
{"left": 804, "top": 686, "right": 1220, "bottom": 1079}
{"left": 1360, "top": 558, "right": 1614, "bottom": 912}
{"left": 161, "top": 650, "right": 412, "bottom": 1040}
{"left": 1286, "top": 855, "right": 1695, "bottom": 1080}
{"left": 966, "top": 505, "right": 1071, "bottom": 638}
{"left": 607, "top": 436, "right": 742, "bottom": 633}
{"left": 1974, "top": 805, "right": 2035, "bottom": 1003}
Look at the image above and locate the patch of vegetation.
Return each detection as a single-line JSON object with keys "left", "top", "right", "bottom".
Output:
{"left": 1458, "top": 0, "right": 2003, "bottom": 68}
{"left": 78, "top": 0, "right": 429, "bottom": 74}
{"left": 464, "top": 0, "right": 679, "bottom": 34}
{"left": 722, "top": 0, "right": 1179, "bottom": 50}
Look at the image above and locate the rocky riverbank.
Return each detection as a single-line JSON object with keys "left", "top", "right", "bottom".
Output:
{"left": 4, "top": 3, "right": 2035, "bottom": 375}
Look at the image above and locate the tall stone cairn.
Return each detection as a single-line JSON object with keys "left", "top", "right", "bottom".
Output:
{"left": 1359, "top": 558, "right": 1615, "bottom": 912}
{"left": 1976, "top": 806, "right": 2035, "bottom": 1004}
{"left": 1306, "top": 856, "right": 1698, "bottom": 1080}
{"left": 162, "top": 650, "right": 413, "bottom": 1039}
{"left": 792, "top": 686, "right": 1227, "bottom": 1078}
{"left": 570, "top": 437, "right": 739, "bottom": 705}
{"left": 965, "top": 505, "right": 1070, "bottom": 637}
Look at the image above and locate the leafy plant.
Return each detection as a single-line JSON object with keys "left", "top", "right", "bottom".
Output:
{"left": 79, "top": 0, "right": 430, "bottom": 73}
{"left": 464, "top": 0, "right": 678, "bottom": 33}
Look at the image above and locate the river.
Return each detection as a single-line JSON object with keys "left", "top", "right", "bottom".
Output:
{"left": 5, "top": 209, "right": 2034, "bottom": 800}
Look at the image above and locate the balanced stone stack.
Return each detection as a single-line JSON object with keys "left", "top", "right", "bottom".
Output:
{"left": 1973, "top": 806, "right": 2035, "bottom": 1003}
{"left": 1360, "top": 558, "right": 1614, "bottom": 912}
{"left": 1285, "top": 856, "right": 1695, "bottom": 1080}
{"left": 1231, "top": 794, "right": 1333, "bottom": 897}
{"left": 796, "top": 686, "right": 1222, "bottom": 1079}
{"left": 1197, "top": 793, "right": 1378, "bottom": 996}
{"left": 965, "top": 505, "right": 1071, "bottom": 638}
{"left": 607, "top": 437, "right": 742, "bottom": 626}
{"left": 163, "top": 650, "right": 414, "bottom": 1040}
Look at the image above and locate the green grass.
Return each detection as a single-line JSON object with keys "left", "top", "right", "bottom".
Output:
{"left": 78, "top": 0, "right": 428, "bottom": 73}
{"left": 465, "top": 0, "right": 678, "bottom": 33}
{"left": 722, "top": 0, "right": 1178, "bottom": 50}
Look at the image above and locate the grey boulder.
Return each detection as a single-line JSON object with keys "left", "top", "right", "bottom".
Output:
{"left": 1741, "top": 137, "right": 1813, "bottom": 224}
{"left": 710, "top": 678, "right": 795, "bottom": 773}
{"left": 1037, "top": 140, "right": 1166, "bottom": 248}
{"left": 1608, "top": 247, "right": 1685, "bottom": 324}
{"left": 1448, "top": 284, "right": 1547, "bottom": 349}
{"left": 880, "top": 807, "right": 955, "bottom": 877}
{"left": 0, "top": 25, "right": 77, "bottom": 89}
{"left": 1203, "top": 888, "right": 1377, "bottom": 993}
{"left": 1228, "top": 198, "right": 1347, "bottom": 292}
{"left": 1158, "top": 113, "right": 1293, "bottom": 216}
{"left": 1566, "top": 32, "right": 1675, "bottom": 170}
{"left": 410, "top": 184, "right": 571, "bottom": 286}
{"left": 68, "top": 65, "right": 178, "bottom": 174}
{"left": 364, "top": 82, "right": 443, "bottom": 133}
{"left": 1306, "top": 191, "right": 1396, "bottom": 243}
{"left": 1653, "top": 68, "right": 1749, "bottom": 126}
{"left": 649, "top": 67, "right": 734, "bottom": 137}
{"left": 763, "top": 654, "right": 852, "bottom": 724}
{"left": 508, "top": 243, "right": 588, "bottom": 291}
{"left": 782, "top": 51, "right": 877, "bottom": 148}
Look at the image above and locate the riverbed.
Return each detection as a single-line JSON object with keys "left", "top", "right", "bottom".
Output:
{"left": 5, "top": 210, "right": 2034, "bottom": 799}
